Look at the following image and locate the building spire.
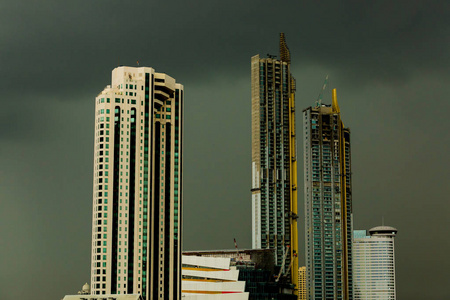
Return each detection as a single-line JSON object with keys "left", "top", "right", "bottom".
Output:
{"left": 332, "top": 88, "right": 340, "bottom": 113}
{"left": 280, "top": 33, "right": 291, "bottom": 63}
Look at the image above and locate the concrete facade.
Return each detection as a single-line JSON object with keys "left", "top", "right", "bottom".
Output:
{"left": 91, "top": 66, "right": 183, "bottom": 300}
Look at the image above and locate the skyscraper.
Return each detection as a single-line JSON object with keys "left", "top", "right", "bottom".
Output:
{"left": 303, "top": 89, "right": 353, "bottom": 300}
{"left": 251, "top": 33, "right": 299, "bottom": 287}
{"left": 353, "top": 226, "right": 398, "bottom": 300}
{"left": 91, "top": 66, "right": 183, "bottom": 300}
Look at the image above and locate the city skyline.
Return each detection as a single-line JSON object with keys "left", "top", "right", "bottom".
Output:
{"left": 1, "top": 2, "right": 449, "bottom": 300}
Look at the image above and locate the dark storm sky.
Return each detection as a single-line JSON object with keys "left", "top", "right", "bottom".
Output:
{"left": 0, "top": 1, "right": 449, "bottom": 299}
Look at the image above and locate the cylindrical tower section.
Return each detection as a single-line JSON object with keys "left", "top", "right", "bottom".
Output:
{"left": 353, "top": 226, "right": 398, "bottom": 300}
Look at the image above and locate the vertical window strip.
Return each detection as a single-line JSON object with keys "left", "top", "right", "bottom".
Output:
{"left": 111, "top": 106, "right": 121, "bottom": 294}
{"left": 127, "top": 108, "right": 136, "bottom": 293}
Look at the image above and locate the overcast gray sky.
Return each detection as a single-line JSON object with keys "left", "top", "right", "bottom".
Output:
{"left": 0, "top": 1, "right": 449, "bottom": 299}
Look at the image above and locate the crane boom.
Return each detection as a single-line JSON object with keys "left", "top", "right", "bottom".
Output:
{"left": 275, "top": 246, "right": 290, "bottom": 282}
{"left": 233, "top": 238, "right": 242, "bottom": 261}
{"left": 316, "top": 74, "right": 329, "bottom": 106}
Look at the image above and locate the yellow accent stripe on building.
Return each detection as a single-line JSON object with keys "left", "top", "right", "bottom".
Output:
{"left": 332, "top": 88, "right": 340, "bottom": 114}
{"left": 335, "top": 88, "right": 349, "bottom": 300}
{"left": 289, "top": 78, "right": 299, "bottom": 296}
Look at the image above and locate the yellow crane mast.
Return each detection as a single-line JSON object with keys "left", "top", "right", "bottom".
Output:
{"left": 280, "top": 33, "right": 299, "bottom": 295}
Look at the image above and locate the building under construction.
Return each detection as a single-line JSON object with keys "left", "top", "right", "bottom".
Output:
{"left": 302, "top": 90, "right": 353, "bottom": 300}
{"left": 251, "top": 33, "right": 299, "bottom": 293}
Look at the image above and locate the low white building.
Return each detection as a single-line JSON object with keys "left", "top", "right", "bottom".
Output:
{"left": 182, "top": 255, "right": 249, "bottom": 300}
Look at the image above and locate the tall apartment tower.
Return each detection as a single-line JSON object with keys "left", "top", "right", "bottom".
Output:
{"left": 353, "top": 226, "right": 398, "bottom": 300}
{"left": 251, "top": 33, "right": 299, "bottom": 287}
{"left": 303, "top": 89, "right": 353, "bottom": 300}
{"left": 91, "top": 66, "right": 183, "bottom": 300}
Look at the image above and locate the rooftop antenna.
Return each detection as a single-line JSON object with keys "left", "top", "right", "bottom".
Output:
{"left": 316, "top": 74, "right": 329, "bottom": 107}
{"left": 382, "top": 216, "right": 384, "bottom": 226}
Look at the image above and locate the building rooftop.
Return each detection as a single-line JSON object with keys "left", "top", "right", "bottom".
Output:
{"left": 183, "top": 248, "right": 274, "bottom": 254}
{"left": 369, "top": 226, "right": 398, "bottom": 237}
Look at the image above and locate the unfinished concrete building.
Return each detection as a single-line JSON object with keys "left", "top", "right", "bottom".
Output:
{"left": 251, "top": 33, "right": 299, "bottom": 291}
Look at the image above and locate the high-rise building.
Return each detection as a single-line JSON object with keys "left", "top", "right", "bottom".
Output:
{"left": 251, "top": 33, "right": 299, "bottom": 289}
{"left": 303, "top": 89, "right": 353, "bottom": 300}
{"left": 298, "top": 266, "right": 306, "bottom": 300}
{"left": 353, "top": 226, "right": 398, "bottom": 300}
{"left": 90, "top": 66, "right": 183, "bottom": 300}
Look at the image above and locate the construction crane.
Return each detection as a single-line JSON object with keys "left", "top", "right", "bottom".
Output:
{"left": 284, "top": 255, "right": 294, "bottom": 278}
{"left": 316, "top": 74, "right": 329, "bottom": 107}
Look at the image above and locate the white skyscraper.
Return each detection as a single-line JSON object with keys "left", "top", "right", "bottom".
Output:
{"left": 353, "top": 226, "right": 398, "bottom": 300}
{"left": 90, "top": 66, "right": 183, "bottom": 300}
